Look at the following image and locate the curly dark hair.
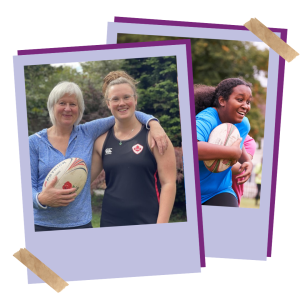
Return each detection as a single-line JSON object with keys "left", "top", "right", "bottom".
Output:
{"left": 194, "top": 78, "right": 252, "bottom": 115}
{"left": 194, "top": 84, "right": 216, "bottom": 115}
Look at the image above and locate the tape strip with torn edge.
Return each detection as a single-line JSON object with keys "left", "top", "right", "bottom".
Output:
{"left": 13, "top": 248, "right": 68, "bottom": 293}
{"left": 244, "top": 18, "right": 299, "bottom": 62}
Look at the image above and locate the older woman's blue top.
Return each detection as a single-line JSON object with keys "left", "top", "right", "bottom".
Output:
{"left": 29, "top": 113, "right": 154, "bottom": 228}
{"left": 196, "top": 107, "right": 250, "bottom": 204}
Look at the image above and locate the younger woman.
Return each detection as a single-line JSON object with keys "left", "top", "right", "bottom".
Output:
{"left": 91, "top": 71, "right": 177, "bottom": 226}
{"left": 194, "top": 79, "right": 253, "bottom": 207}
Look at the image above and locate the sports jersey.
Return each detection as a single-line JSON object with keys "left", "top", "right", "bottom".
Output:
{"left": 100, "top": 125, "right": 160, "bottom": 227}
{"left": 196, "top": 107, "right": 250, "bottom": 204}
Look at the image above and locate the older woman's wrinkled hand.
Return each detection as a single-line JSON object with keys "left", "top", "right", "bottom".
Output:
{"left": 148, "top": 120, "right": 168, "bottom": 155}
{"left": 38, "top": 176, "right": 77, "bottom": 207}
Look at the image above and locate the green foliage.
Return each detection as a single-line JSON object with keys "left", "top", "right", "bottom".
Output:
{"left": 117, "top": 34, "right": 268, "bottom": 143}
{"left": 120, "top": 56, "right": 180, "bottom": 146}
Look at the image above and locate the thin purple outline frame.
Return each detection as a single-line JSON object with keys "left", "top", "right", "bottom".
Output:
{"left": 113, "top": 16, "right": 286, "bottom": 258}
{"left": 18, "top": 39, "right": 206, "bottom": 268}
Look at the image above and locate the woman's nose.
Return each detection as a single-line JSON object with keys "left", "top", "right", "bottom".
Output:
{"left": 118, "top": 98, "right": 126, "bottom": 105}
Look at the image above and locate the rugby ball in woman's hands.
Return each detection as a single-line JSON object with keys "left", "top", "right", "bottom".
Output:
{"left": 204, "top": 123, "right": 240, "bottom": 173}
{"left": 42, "top": 158, "right": 88, "bottom": 196}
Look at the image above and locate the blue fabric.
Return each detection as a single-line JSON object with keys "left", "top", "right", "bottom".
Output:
{"left": 196, "top": 108, "right": 250, "bottom": 204}
{"left": 29, "top": 112, "right": 154, "bottom": 228}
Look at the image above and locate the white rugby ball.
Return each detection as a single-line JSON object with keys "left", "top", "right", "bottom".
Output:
{"left": 42, "top": 158, "right": 88, "bottom": 196}
{"left": 204, "top": 123, "right": 240, "bottom": 173}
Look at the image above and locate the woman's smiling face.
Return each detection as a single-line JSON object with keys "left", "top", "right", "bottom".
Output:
{"left": 107, "top": 83, "right": 137, "bottom": 120}
{"left": 219, "top": 85, "right": 252, "bottom": 124}
{"left": 54, "top": 94, "right": 79, "bottom": 128}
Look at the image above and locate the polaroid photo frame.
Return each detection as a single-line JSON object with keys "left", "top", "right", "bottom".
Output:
{"left": 14, "top": 40, "right": 205, "bottom": 284}
{"left": 106, "top": 17, "right": 286, "bottom": 260}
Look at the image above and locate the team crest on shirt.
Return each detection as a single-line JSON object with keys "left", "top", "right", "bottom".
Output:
{"left": 105, "top": 148, "right": 113, "bottom": 155}
{"left": 132, "top": 144, "right": 143, "bottom": 154}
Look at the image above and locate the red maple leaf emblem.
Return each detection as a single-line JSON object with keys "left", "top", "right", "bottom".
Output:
{"left": 132, "top": 144, "right": 143, "bottom": 154}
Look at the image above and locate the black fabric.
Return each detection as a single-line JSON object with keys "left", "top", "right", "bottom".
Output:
{"left": 100, "top": 125, "right": 160, "bottom": 227}
{"left": 35, "top": 221, "right": 93, "bottom": 232}
{"left": 202, "top": 193, "right": 238, "bottom": 207}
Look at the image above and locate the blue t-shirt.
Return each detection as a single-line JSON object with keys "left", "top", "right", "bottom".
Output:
{"left": 196, "top": 107, "right": 250, "bottom": 204}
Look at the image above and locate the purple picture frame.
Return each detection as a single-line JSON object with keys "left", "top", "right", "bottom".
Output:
{"left": 110, "top": 16, "right": 286, "bottom": 259}
{"left": 15, "top": 39, "right": 205, "bottom": 284}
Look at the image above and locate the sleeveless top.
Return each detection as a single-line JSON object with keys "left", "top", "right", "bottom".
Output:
{"left": 100, "top": 125, "right": 160, "bottom": 227}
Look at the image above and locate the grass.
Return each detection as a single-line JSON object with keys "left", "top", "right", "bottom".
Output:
{"left": 91, "top": 192, "right": 187, "bottom": 228}
{"left": 240, "top": 197, "right": 260, "bottom": 209}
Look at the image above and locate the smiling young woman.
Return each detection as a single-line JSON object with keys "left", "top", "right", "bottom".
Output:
{"left": 91, "top": 71, "right": 177, "bottom": 227}
{"left": 194, "top": 78, "right": 253, "bottom": 207}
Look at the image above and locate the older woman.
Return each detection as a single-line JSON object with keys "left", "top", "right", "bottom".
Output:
{"left": 91, "top": 71, "right": 177, "bottom": 227}
{"left": 29, "top": 81, "right": 168, "bottom": 231}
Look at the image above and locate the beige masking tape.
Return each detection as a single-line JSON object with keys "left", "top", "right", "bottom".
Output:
{"left": 244, "top": 18, "right": 299, "bottom": 62}
{"left": 13, "top": 248, "right": 68, "bottom": 293}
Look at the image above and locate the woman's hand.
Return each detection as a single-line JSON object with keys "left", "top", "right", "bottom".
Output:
{"left": 148, "top": 120, "right": 168, "bottom": 155}
{"left": 236, "top": 161, "right": 253, "bottom": 185}
{"left": 38, "top": 176, "right": 77, "bottom": 207}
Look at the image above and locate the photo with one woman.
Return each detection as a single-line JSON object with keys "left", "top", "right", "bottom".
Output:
{"left": 91, "top": 71, "right": 177, "bottom": 227}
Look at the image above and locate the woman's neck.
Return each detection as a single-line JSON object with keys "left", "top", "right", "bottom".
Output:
{"left": 114, "top": 116, "right": 140, "bottom": 133}
{"left": 215, "top": 107, "right": 231, "bottom": 124}
{"left": 48, "top": 125, "right": 73, "bottom": 137}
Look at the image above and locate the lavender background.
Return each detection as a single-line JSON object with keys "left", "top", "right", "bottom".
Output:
{"left": 107, "top": 19, "right": 285, "bottom": 260}
{"left": 14, "top": 42, "right": 202, "bottom": 283}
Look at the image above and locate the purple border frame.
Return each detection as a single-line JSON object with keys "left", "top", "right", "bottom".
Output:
{"left": 113, "top": 16, "right": 287, "bottom": 258}
{"left": 17, "top": 39, "right": 206, "bottom": 268}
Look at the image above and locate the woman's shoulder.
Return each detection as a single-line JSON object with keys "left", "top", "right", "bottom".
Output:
{"left": 196, "top": 107, "right": 218, "bottom": 120}
{"left": 29, "top": 129, "right": 47, "bottom": 143}
{"left": 196, "top": 107, "right": 219, "bottom": 128}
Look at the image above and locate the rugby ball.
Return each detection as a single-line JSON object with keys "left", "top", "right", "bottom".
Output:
{"left": 203, "top": 123, "right": 240, "bottom": 173}
{"left": 42, "top": 158, "right": 88, "bottom": 196}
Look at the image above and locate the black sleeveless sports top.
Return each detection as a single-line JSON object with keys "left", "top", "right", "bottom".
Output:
{"left": 100, "top": 125, "right": 160, "bottom": 227}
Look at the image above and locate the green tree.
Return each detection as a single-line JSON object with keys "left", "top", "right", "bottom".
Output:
{"left": 120, "top": 56, "right": 180, "bottom": 146}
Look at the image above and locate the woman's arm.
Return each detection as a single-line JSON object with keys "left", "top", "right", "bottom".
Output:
{"left": 90, "top": 134, "right": 106, "bottom": 183}
{"left": 29, "top": 136, "right": 46, "bottom": 209}
{"left": 152, "top": 135, "right": 177, "bottom": 224}
{"left": 82, "top": 112, "right": 168, "bottom": 155}
{"left": 136, "top": 111, "right": 168, "bottom": 155}
{"left": 235, "top": 147, "right": 253, "bottom": 184}
{"left": 29, "top": 136, "right": 77, "bottom": 208}
{"left": 197, "top": 138, "right": 242, "bottom": 161}
{"left": 232, "top": 153, "right": 253, "bottom": 175}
